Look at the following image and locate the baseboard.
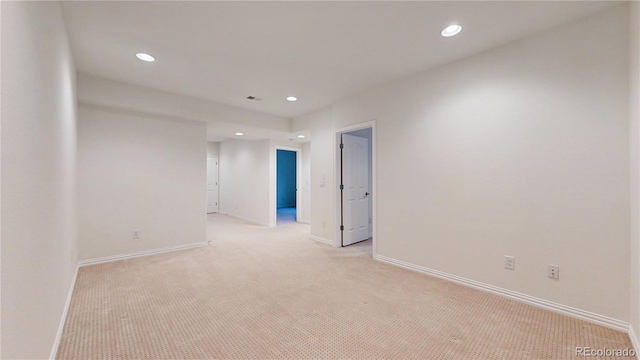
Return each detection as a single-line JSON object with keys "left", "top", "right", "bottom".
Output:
{"left": 49, "top": 264, "right": 79, "bottom": 359}
{"left": 629, "top": 325, "right": 640, "bottom": 360}
{"left": 374, "top": 254, "right": 629, "bottom": 332}
{"left": 220, "top": 212, "right": 270, "bottom": 227}
{"left": 310, "top": 235, "right": 332, "bottom": 245}
{"left": 78, "top": 241, "right": 207, "bottom": 267}
{"left": 298, "top": 218, "right": 311, "bottom": 224}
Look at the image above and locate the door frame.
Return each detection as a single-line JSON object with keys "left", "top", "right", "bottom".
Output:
{"left": 206, "top": 155, "right": 219, "bottom": 213}
{"left": 334, "top": 121, "right": 377, "bottom": 255}
{"left": 273, "top": 146, "right": 301, "bottom": 226}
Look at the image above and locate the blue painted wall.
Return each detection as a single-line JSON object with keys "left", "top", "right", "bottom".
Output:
{"left": 277, "top": 150, "right": 296, "bottom": 208}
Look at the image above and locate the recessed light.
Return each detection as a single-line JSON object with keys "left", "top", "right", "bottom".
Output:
{"left": 286, "top": 96, "right": 298, "bottom": 102}
{"left": 441, "top": 25, "right": 462, "bottom": 37}
{"left": 136, "top": 53, "right": 155, "bottom": 62}
{"left": 235, "top": 132, "right": 244, "bottom": 136}
{"left": 297, "top": 135, "right": 305, "bottom": 139}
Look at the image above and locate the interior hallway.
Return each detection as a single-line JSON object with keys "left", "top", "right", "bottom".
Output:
{"left": 56, "top": 214, "right": 631, "bottom": 359}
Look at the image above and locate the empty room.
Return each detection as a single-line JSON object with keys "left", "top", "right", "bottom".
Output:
{"left": 2, "top": 1, "right": 640, "bottom": 359}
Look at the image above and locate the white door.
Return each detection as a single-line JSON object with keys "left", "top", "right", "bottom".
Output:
{"left": 207, "top": 156, "right": 219, "bottom": 213}
{"left": 341, "top": 134, "right": 369, "bottom": 246}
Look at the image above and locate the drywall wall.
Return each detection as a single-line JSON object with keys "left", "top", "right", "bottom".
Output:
{"left": 300, "top": 142, "right": 312, "bottom": 223}
{"left": 77, "top": 105, "right": 207, "bottom": 260}
{"left": 294, "top": 6, "right": 630, "bottom": 322}
{"left": 292, "top": 108, "right": 335, "bottom": 241}
{"left": 215, "top": 138, "right": 307, "bottom": 228}
{"left": 277, "top": 150, "right": 297, "bottom": 208}
{"left": 630, "top": 0, "right": 640, "bottom": 344}
{"left": 207, "top": 141, "right": 220, "bottom": 157}
{"left": 219, "top": 139, "right": 271, "bottom": 225}
{"left": 1, "top": 2, "right": 78, "bottom": 358}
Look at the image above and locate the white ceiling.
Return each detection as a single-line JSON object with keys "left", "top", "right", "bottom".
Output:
{"left": 62, "top": 1, "right": 620, "bottom": 121}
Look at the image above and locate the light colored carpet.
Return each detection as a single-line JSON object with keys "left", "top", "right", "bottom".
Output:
{"left": 277, "top": 207, "right": 297, "bottom": 226}
{"left": 57, "top": 214, "right": 632, "bottom": 359}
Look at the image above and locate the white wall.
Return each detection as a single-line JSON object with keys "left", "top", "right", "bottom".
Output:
{"left": 217, "top": 139, "right": 309, "bottom": 227}
{"left": 207, "top": 141, "right": 220, "bottom": 157}
{"left": 219, "top": 139, "right": 271, "bottom": 225}
{"left": 300, "top": 142, "right": 311, "bottom": 223}
{"left": 76, "top": 75, "right": 303, "bottom": 234}
{"left": 294, "top": 6, "right": 630, "bottom": 322}
{"left": 77, "top": 105, "right": 207, "bottom": 260}
{"left": 629, "top": 0, "right": 640, "bottom": 344}
{"left": 293, "top": 107, "right": 336, "bottom": 241}
{"left": 1, "top": 2, "right": 78, "bottom": 358}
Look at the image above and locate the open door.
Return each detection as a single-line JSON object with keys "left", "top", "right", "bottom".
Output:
{"left": 341, "top": 134, "right": 370, "bottom": 246}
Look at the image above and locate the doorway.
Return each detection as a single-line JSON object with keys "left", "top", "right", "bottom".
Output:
{"left": 335, "top": 123, "right": 375, "bottom": 253}
{"left": 276, "top": 149, "right": 298, "bottom": 225}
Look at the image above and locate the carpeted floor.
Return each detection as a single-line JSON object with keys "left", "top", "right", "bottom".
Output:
{"left": 57, "top": 214, "right": 632, "bottom": 359}
{"left": 277, "top": 207, "right": 297, "bottom": 225}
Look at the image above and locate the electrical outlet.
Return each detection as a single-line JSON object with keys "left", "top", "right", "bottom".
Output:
{"left": 504, "top": 256, "right": 515, "bottom": 270}
{"left": 132, "top": 230, "right": 140, "bottom": 240}
{"left": 548, "top": 264, "right": 559, "bottom": 279}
